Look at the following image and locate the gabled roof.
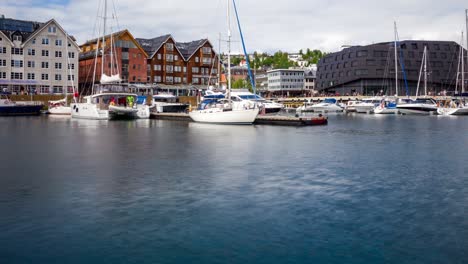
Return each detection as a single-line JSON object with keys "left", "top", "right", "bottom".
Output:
{"left": 0, "top": 17, "right": 43, "bottom": 43}
{"left": 136, "top": 34, "right": 171, "bottom": 58}
{"left": 176, "top": 39, "right": 211, "bottom": 61}
{"left": 21, "top": 19, "right": 80, "bottom": 51}
{"left": 80, "top": 29, "right": 148, "bottom": 58}
{"left": 0, "top": 30, "right": 14, "bottom": 46}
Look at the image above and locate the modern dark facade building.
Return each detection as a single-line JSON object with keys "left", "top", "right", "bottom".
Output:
{"left": 316, "top": 40, "right": 463, "bottom": 96}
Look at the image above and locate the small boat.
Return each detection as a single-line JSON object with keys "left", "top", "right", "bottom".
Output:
{"left": 437, "top": 99, "right": 468, "bottom": 115}
{"left": 48, "top": 98, "right": 71, "bottom": 115}
{"left": 344, "top": 100, "right": 359, "bottom": 112}
{"left": 354, "top": 98, "right": 381, "bottom": 114}
{"left": 151, "top": 93, "right": 189, "bottom": 113}
{"left": 0, "top": 93, "right": 43, "bottom": 116}
{"left": 230, "top": 91, "right": 284, "bottom": 114}
{"left": 397, "top": 97, "right": 438, "bottom": 115}
{"left": 374, "top": 98, "right": 398, "bottom": 114}
{"left": 296, "top": 98, "right": 343, "bottom": 113}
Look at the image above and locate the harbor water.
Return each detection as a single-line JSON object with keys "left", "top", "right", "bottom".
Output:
{"left": 1, "top": 115, "right": 467, "bottom": 263}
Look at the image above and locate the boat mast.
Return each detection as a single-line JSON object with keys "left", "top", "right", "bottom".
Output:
{"left": 394, "top": 21, "right": 398, "bottom": 97}
{"left": 227, "top": 0, "right": 232, "bottom": 103}
{"left": 424, "top": 46, "right": 427, "bottom": 96}
{"left": 463, "top": 31, "right": 465, "bottom": 94}
{"left": 218, "top": 32, "right": 221, "bottom": 89}
{"left": 465, "top": 9, "right": 468, "bottom": 93}
{"left": 101, "top": 0, "right": 107, "bottom": 79}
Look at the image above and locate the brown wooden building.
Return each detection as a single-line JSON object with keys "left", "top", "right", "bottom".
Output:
{"left": 137, "top": 35, "right": 218, "bottom": 88}
{"left": 78, "top": 29, "right": 148, "bottom": 94}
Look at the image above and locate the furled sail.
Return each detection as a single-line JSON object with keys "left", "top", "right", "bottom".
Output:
{"left": 100, "top": 73, "right": 122, "bottom": 84}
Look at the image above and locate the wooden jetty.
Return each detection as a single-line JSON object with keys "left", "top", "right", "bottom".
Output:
{"left": 151, "top": 112, "right": 327, "bottom": 126}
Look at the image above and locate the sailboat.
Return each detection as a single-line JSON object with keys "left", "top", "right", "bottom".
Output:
{"left": 71, "top": 0, "right": 139, "bottom": 120}
{"left": 189, "top": 0, "right": 259, "bottom": 124}
{"left": 48, "top": 33, "right": 76, "bottom": 115}
{"left": 397, "top": 45, "right": 438, "bottom": 115}
{"left": 437, "top": 26, "right": 468, "bottom": 115}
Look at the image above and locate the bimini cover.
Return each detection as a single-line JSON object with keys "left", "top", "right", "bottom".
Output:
{"left": 136, "top": 96, "right": 147, "bottom": 105}
{"left": 100, "top": 74, "right": 122, "bottom": 84}
{"left": 324, "top": 98, "right": 337, "bottom": 104}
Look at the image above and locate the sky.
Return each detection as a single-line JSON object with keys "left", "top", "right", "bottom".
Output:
{"left": 1, "top": 0, "right": 467, "bottom": 54}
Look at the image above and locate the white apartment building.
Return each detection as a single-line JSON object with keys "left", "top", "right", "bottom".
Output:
{"left": 0, "top": 16, "right": 79, "bottom": 94}
{"left": 267, "top": 69, "right": 304, "bottom": 92}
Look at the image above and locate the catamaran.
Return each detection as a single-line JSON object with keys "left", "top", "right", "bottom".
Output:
{"left": 71, "top": 0, "right": 140, "bottom": 120}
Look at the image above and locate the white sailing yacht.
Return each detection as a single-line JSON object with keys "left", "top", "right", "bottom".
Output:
{"left": 397, "top": 46, "right": 438, "bottom": 115}
{"left": 189, "top": 0, "right": 259, "bottom": 124}
{"left": 48, "top": 33, "right": 76, "bottom": 115}
{"left": 438, "top": 26, "right": 468, "bottom": 115}
{"left": 71, "top": 0, "right": 139, "bottom": 120}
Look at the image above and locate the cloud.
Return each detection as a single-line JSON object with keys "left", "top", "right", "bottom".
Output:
{"left": 1, "top": 0, "right": 466, "bottom": 54}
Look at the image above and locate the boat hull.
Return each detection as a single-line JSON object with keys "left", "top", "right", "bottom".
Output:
{"left": 264, "top": 106, "right": 283, "bottom": 114}
{"left": 0, "top": 105, "right": 43, "bottom": 116}
{"left": 189, "top": 108, "right": 259, "bottom": 124}
{"left": 397, "top": 105, "right": 438, "bottom": 115}
{"left": 48, "top": 106, "right": 71, "bottom": 115}
{"left": 71, "top": 103, "right": 109, "bottom": 120}
{"left": 109, "top": 105, "right": 139, "bottom": 120}
{"left": 374, "top": 107, "right": 398, "bottom": 114}
{"left": 354, "top": 104, "right": 376, "bottom": 113}
{"left": 437, "top": 107, "right": 468, "bottom": 116}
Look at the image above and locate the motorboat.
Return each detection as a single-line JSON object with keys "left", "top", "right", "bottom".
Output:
{"left": 397, "top": 98, "right": 438, "bottom": 115}
{"left": 0, "top": 93, "right": 43, "bottom": 116}
{"left": 151, "top": 93, "right": 189, "bottom": 113}
{"left": 354, "top": 98, "right": 382, "bottom": 114}
{"left": 437, "top": 99, "right": 468, "bottom": 115}
{"left": 296, "top": 98, "right": 344, "bottom": 113}
{"left": 48, "top": 98, "right": 71, "bottom": 115}
{"left": 344, "top": 100, "right": 359, "bottom": 112}
{"left": 230, "top": 91, "right": 284, "bottom": 114}
{"left": 374, "top": 98, "right": 398, "bottom": 114}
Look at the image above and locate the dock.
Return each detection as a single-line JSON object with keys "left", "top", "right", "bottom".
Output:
{"left": 151, "top": 112, "right": 327, "bottom": 126}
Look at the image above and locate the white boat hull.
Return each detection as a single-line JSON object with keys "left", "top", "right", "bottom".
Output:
{"left": 397, "top": 104, "right": 438, "bottom": 115}
{"left": 137, "top": 105, "right": 150, "bottom": 119}
{"left": 297, "top": 104, "right": 343, "bottom": 113}
{"left": 354, "top": 104, "right": 376, "bottom": 113}
{"left": 437, "top": 107, "right": 468, "bottom": 116}
{"left": 48, "top": 106, "right": 71, "bottom": 115}
{"left": 374, "top": 106, "right": 398, "bottom": 114}
{"left": 71, "top": 103, "right": 109, "bottom": 120}
{"left": 189, "top": 108, "right": 259, "bottom": 124}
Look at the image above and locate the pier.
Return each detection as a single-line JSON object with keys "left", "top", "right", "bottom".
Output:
{"left": 151, "top": 112, "right": 328, "bottom": 126}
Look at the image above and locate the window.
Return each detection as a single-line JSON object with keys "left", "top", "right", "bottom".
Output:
{"left": 165, "top": 43, "right": 174, "bottom": 51}
{"left": 356, "top": 50, "right": 368, "bottom": 57}
{"left": 67, "top": 75, "right": 75, "bottom": 81}
{"left": 11, "top": 60, "right": 23, "bottom": 68}
{"left": 166, "top": 65, "right": 173, "bottom": 73}
{"left": 32, "top": 38, "right": 36, "bottom": 44}
{"left": 351, "top": 61, "right": 358, "bottom": 67}
{"left": 174, "top": 66, "right": 182, "bottom": 72}
{"left": 193, "top": 77, "right": 199, "bottom": 84}
{"left": 408, "top": 51, "right": 414, "bottom": 58}
{"left": 55, "top": 62, "right": 62, "bottom": 69}
{"left": 195, "top": 57, "right": 199, "bottom": 63}
{"left": 53, "top": 86, "right": 63, "bottom": 94}
{"left": 440, "top": 53, "right": 447, "bottom": 59}
{"left": 430, "top": 52, "right": 437, "bottom": 59}
{"left": 192, "top": 67, "right": 199, "bottom": 73}
{"left": 366, "top": 60, "right": 375, "bottom": 66}
{"left": 355, "top": 69, "right": 368, "bottom": 76}
{"left": 0, "top": 47, "right": 6, "bottom": 53}
{"left": 153, "top": 76, "right": 162, "bottom": 83}
{"left": 42, "top": 50, "right": 49, "bottom": 57}
{"left": 202, "top": 57, "right": 212, "bottom": 65}
{"left": 12, "top": 48, "right": 23, "bottom": 55}
{"left": 48, "top": 26, "right": 57, "bottom": 33}
{"left": 68, "top": 63, "right": 75, "bottom": 70}
{"left": 0, "top": 72, "right": 7, "bottom": 79}
{"left": 434, "top": 44, "right": 440, "bottom": 50}
{"left": 42, "top": 38, "right": 49, "bottom": 45}
{"left": 411, "top": 43, "right": 418, "bottom": 49}
{"left": 42, "top": 62, "right": 49, "bottom": 69}
{"left": 174, "top": 55, "right": 178, "bottom": 61}
{"left": 68, "top": 52, "right": 75, "bottom": 58}
{"left": 27, "top": 48, "right": 35, "bottom": 56}
{"left": 202, "top": 47, "right": 211, "bottom": 54}
{"left": 27, "top": 73, "right": 35, "bottom": 80}
{"left": 55, "top": 39, "right": 62, "bottom": 46}
{"left": 55, "top": 74, "right": 62, "bottom": 81}
{"left": 174, "top": 77, "right": 182, "bottom": 83}
{"left": 27, "top": 61, "right": 35, "bottom": 68}
{"left": 13, "top": 35, "right": 22, "bottom": 42}
{"left": 0, "top": 59, "right": 6, "bottom": 67}
{"left": 11, "top": 72, "right": 23, "bottom": 79}
{"left": 122, "top": 52, "right": 129, "bottom": 60}
{"left": 157, "top": 54, "right": 162, "bottom": 60}
{"left": 183, "top": 66, "right": 186, "bottom": 72}
{"left": 165, "top": 76, "right": 173, "bottom": 83}
{"left": 55, "top": 51, "right": 62, "bottom": 57}
{"left": 166, "top": 54, "right": 174, "bottom": 62}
